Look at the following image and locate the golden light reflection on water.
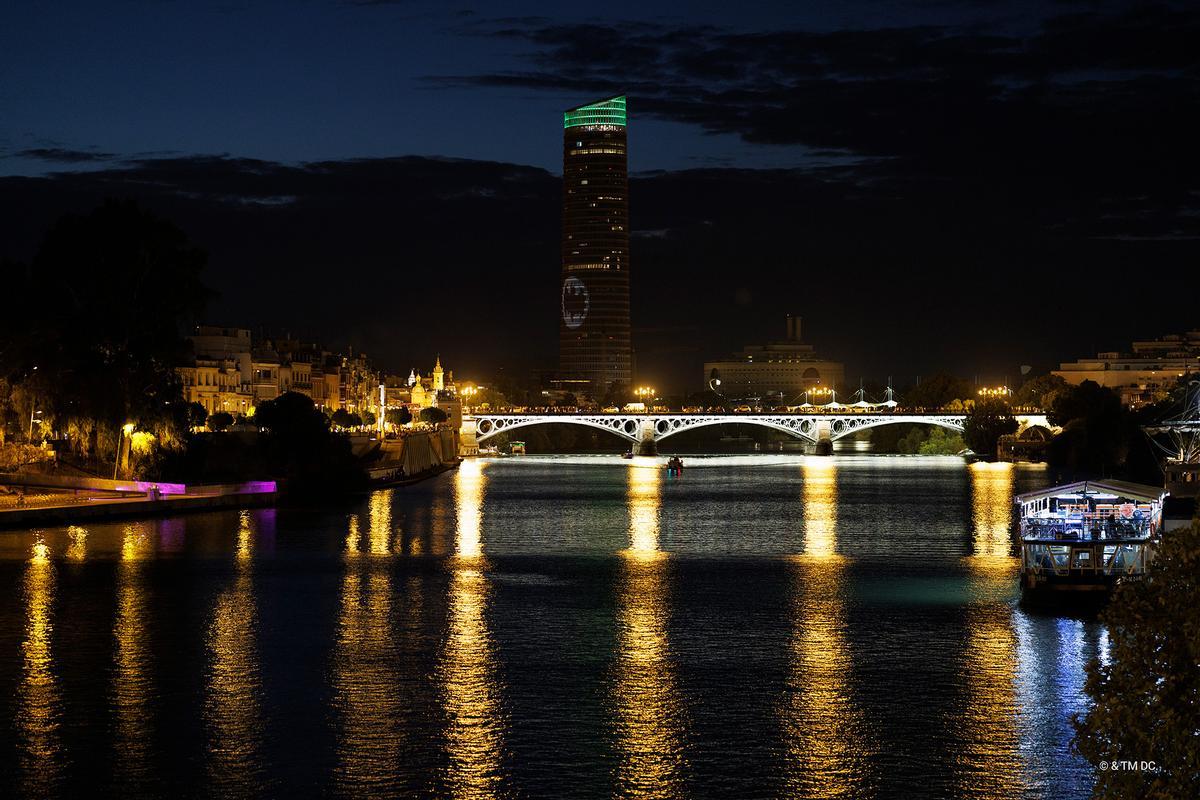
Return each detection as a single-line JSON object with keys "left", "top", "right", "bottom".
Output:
{"left": 66, "top": 525, "right": 88, "bottom": 562}
{"left": 783, "top": 457, "right": 868, "bottom": 798}
{"left": 969, "top": 462, "right": 1017, "bottom": 575}
{"left": 958, "top": 461, "right": 1023, "bottom": 797}
{"left": 440, "top": 459, "right": 506, "bottom": 799}
{"left": 332, "top": 497, "right": 406, "bottom": 796}
{"left": 206, "top": 511, "right": 263, "bottom": 793}
{"left": 114, "top": 523, "right": 154, "bottom": 790}
{"left": 18, "top": 538, "right": 61, "bottom": 797}
{"left": 612, "top": 463, "right": 686, "bottom": 798}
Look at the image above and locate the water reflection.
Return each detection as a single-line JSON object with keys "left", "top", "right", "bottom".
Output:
{"left": 332, "top": 493, "right": 406, "bottom": 796}
{"left": 957, "top": 462, "right": 1023, "bottom": 797}
{"left": 66, "top": 525, "right": 88, "bottom": 562}
{"left": 613, "top": 463, "right": 686, "bottom": 798}
{"left": 205, "top": 511, "right": 264, "bottom": 795}
{"left": 114, "top": 523, "right": 154, "bottom": 792}
{"left": 783, "top": 457, "right": 869, "bottom": 797}
{"left": 18, "top": 537, "right": 62, "bottom": 798}
{"left": 440, "top": 459, "right": 506, "bottom": 798}
{"left": 1014, "top": 613, "right": 1108, "bottom": 796}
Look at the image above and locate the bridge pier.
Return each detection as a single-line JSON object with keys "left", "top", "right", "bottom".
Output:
{"left": 636, "top": 419, "right": 658, "bottom": 456}
{"left": 813, "top": 419, "right": 833, "bottom": 456}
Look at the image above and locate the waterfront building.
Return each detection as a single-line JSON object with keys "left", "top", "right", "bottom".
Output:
{"left": 703, "top": 316, "right": 845, "bottom": 402}
{"left": 1053, "top": 330, "right": 1200, "bottom": 407}
{"left": 559, "top": 95, "right": 632, "bottom": 399}
{"left": 178, "top": 357, "right": 252, "bottom": 416}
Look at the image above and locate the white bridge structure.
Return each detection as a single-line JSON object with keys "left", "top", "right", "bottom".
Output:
{"left": 464, "top": 412, "right": 1054, "bottom": 454}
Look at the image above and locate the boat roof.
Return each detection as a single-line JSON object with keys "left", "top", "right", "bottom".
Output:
{"left": 1015, "top": 479, "right": 1167, "bottom": 505}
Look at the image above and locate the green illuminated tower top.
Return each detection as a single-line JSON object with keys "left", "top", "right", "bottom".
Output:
{"left": 563, "top": 96, "right": 626, "bottom": 129}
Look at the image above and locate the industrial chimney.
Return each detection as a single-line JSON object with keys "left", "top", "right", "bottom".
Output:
{"left": 785, "top": 314, "right": 803, "bottom": 342}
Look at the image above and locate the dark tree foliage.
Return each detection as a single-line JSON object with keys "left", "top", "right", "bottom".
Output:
{"left": 963, "top": 397, "right": 1018, "bottom": 455}
{"left": 206, "top": 411, "right": 234, "bottom": 431}
{"left": 1013, "top": 373, "right": 1068, "bottom": 409}
{"left": 0, "top": 200, "right": 211, "bottom": 458}
{"left": 419, "top": 406, "right": 448, "bottom": 425}
{"left": 330, "top": 408, "right": 362, "bottom": 429}
{"left": 385, "top": 407, "right": 411, "bottom": 426}
{"left": 1073, "top": 519, "right": 1200, "bottom": 798}
{"left": 1045, "top": 380, "right": 1152, "bottom": 477}
{"left": 902, "top": 373, "right": 973, "bottom": 409}
{"left": 186, "top": 402, "right": 209, "bottom": 429}
{"left": 253, "top": 392, "right": 361, "bottom": 494}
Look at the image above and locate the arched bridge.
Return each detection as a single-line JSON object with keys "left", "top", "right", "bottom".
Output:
{"left": 467, "top": 412, "right": 1054, "bottom": 447}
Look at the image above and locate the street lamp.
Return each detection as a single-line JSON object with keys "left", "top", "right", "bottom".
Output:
{"left": 634, "top": 386, "right": 655, "bottom": 411}
{"left": 462, "top": 385, "right": 477, "bottom": 414}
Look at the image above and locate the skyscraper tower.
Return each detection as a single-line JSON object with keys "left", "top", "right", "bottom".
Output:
{"left": 559, "top": 95, "right": 631, "bottom": 399}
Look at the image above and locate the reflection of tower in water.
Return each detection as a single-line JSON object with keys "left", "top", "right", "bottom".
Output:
{"left": 18, "top": 538, "right": 62, "bottom": 797}
{"left": 612, "top": 464, "right": 687, "bottom": 798}
{"left": 440, "top": 459, "right": 507, "bottom": 798}
{"left": 956, "top": 462, "right": 1023, "bottom": 797}
{"left": 205, "top": 511, "right": 265, "bottom": 795}
{"left": 782, "top": 458, "right": 870, "bottom": 798}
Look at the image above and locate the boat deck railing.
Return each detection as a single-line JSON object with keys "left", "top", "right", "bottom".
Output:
{"left": 1020, "top": 517, "right": 1153, "bottom": 542}
{"left": 1021, "top": 540, "right": 1152, "bottom": 577}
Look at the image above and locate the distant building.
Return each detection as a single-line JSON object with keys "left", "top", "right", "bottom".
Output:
{"left": 1053, "top": 330, "right": 1200, "bottom": 407}
{"left": 703, "top": 316, "right": 845, "bottom": 403}
{"left": 558, "top": 95, "right": 632, "bottom": 398}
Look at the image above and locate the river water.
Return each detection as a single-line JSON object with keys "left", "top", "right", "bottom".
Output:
{"left": 0, "top": 455, "right": 1105, "bottom": 799}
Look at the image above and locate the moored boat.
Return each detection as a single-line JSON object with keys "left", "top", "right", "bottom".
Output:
{"left": 1015, "top": 479, "right": 1166, "bottom": 604}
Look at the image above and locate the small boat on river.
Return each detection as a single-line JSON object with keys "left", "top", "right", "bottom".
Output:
{"left": 1015, "top": 479, "right": 1166, "bottom": 603}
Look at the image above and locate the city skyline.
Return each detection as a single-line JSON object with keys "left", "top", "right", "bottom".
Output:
{"left": 2, "top": 1, "right": 1198, "bottom": 392}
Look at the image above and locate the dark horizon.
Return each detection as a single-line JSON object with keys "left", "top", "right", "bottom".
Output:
{"left": 3, "top": 0, "right": 1198, "bottom": 392}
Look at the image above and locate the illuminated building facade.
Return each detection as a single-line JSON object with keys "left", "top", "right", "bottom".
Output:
{"left": 703, "top": 316, "right": 845, "bottom": 403}
{"left": 559, "top": 96, "right": 632, "bottom": 398}
{"left": 1053, "top": 330, "right": 1200, "bottom": 407}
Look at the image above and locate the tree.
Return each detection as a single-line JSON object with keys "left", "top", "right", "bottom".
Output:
{"left": 330, "top": 409, "right": 361, "bottom": 429}
{"left": 187, "top": 402, "right": 209, "bottom": 429}
{"left": 963, "top": 397, "right": 1018, "bottom": 455}
{"left": 1045, "top": 380, "right": 1135, "bottom": 475}
{"left": 386, "top": 407, "right": 411, "bottom": 427}
{"left": 918, "top": 426, "right": 966, "bottom": 455}
{"left": 419, "top": 406, "right": 448, "bottom": 425}
{"left": 251, "top": 392, "right": 361, "bottom": 493}
{"left": 206, "top": 411, "right": 234, "bottom": 431}
{"left": 361, "top": 410, "right": 376, "bottom": 427}
{"left": 0, "top": 201, "right": 211, "bottom": 461}
{"left": 903, "top": 373, "right": 973, "bottom": 409}
{"left": 1014, "top": 373, "right": 1068, "bottom": 410}
{"left": 1073, "top": 519, "right": 1200, "bottom": 798}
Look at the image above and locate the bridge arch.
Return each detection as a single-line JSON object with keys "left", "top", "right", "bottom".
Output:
{"left": 652, "top": 415, "right": 818, "bottom": 443}
{"left": 822, "top": 415, "right": 966, "bottom": 442}
{"left": 473, "top": 415, "right": 641, "bottom": 444}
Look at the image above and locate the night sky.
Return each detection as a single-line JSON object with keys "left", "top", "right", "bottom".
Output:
{"left": 2, "top": 0, "right": 1197, "bottom": 393}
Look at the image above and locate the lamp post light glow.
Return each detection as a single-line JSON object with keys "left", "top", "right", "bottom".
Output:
{"left": 462, "top": 385, "right": 477, "bottom": 414}
{"left": 977, "top": 386, "right": 1011, "bottom": 398}
{"left": 809, "top": 386, "right": 834, "bottom": 407}
{"left": 634, "top": 386, "right": 656, "bottom": 411}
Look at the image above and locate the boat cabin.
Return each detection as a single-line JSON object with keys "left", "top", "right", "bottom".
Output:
{"left": 1014, "top": 479, "right": 1166, "bottom": 598}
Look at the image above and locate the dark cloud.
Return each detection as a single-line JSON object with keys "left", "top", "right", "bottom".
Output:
{"left": 2, "top": 151, "right": 1196, "bottom": 394}
{"left": 12, "top": 147, "right": 116, "bottom": 163}
{"left": 432, "top": 2, "right": 1200, "bottom": 242}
